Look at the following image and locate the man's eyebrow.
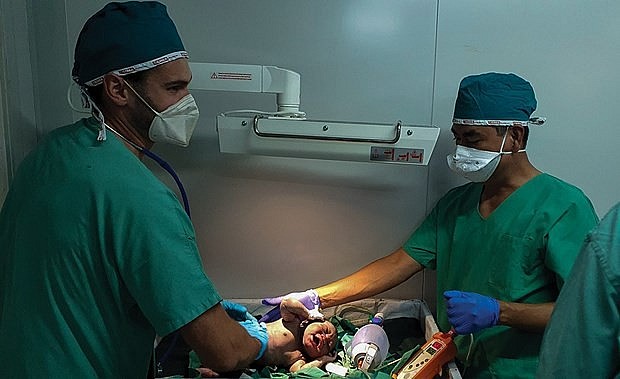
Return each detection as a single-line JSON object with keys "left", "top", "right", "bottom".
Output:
{"left": 164, "top": 79, "right": 189, "bottom": 87}
{"left": 462, "top": 130, "right": 482, "bottom": 137}
{"left": 451, "top": 127, "right": 482, "bottom": 138}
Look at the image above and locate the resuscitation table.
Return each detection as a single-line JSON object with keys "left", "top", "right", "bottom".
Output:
{"left": 154, "top": 298, "right": 462, "bottom": 378}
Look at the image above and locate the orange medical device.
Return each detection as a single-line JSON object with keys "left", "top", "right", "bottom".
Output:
{"left": 392, "top": 329, "right": 457, "bottom": 379}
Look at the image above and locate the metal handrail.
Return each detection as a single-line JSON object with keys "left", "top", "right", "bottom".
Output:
{"left": 252, "top": 115, "right": 402, "bottom": 144}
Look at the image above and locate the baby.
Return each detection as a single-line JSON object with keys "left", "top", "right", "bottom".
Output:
{"left": 257, "top": 297, "right": 337, "bottom": 372}
{"left": 197, "top": 298, "right": 337, "bottom": 376}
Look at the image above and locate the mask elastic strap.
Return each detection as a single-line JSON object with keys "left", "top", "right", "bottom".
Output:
{"left": 498, "top": 127, "right": 526, "bottom": 155}
{"left": 498, "top": 130, "right": 509, "bottom": 153}
{"left": 123, "top": 80, "right": 161, "bottom": 117}
{"left": 67, "top": 81, "right": 92, "bottom": 114}
{"left": 89, "top": 100, "right": 108, "bottom": 142}
{"left": 67, "top": 82, "right": 108, "bottom": 141}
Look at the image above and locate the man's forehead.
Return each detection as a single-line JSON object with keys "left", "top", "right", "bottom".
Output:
{"left": 148, "top": 59, "right": 191, "bottom": 82}
{"left": 451, "top": 124, "right": 486, "bottom": 134}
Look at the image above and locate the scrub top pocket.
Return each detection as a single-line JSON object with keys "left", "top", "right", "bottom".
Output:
{"left": 488, "top": 233, "right": 540, "bottom": 299}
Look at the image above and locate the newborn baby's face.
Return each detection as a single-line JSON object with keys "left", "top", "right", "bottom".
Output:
{"left": 302, "top": 320, "right": 337, "bottom": 358}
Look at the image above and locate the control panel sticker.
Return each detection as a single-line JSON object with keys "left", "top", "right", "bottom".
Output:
{"left": 370, "top": 147, "right": 424, "bottom": 163}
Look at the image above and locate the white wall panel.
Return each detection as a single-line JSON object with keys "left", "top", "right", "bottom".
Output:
{"left": 63, "top": 0, "right": 438, "bottom": 300}
{"left": 9, "top": 0, "right": 617, "bottom": 314}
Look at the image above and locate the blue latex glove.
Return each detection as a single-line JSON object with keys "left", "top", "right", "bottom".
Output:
{"left": 259, "top": 289, "right": 321, "bottom": 323}
{"left": 221, "top": 301, "right": 268, "bottom": 359}
{"left": 239, "top": 318, "right": 269, "bottom": 360}
{"left": 444, "top": 290, "right": 500, "bottom": 334}
{"left": 221, "top": 300, "right": 254, "bottom": 322}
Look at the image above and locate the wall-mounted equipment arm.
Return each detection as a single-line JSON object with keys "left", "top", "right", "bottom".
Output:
{"left": 189, "top": 62, "right": 301, "bottom": 114}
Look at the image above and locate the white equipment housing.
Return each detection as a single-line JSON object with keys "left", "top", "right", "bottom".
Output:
{"left": 217, "top": 115, "right": 439, "bottom": 165}
{"left": 189, "top": 62, "right": 440, "bottom": 164}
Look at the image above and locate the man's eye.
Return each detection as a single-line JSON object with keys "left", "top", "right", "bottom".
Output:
{"left": 168, "top": 85, "right": 186, "bottom": 92}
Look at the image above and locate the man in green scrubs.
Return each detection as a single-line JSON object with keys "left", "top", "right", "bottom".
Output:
{"left": 263, "top": 73, "right": 598, "bottom": 378}
{"left": 537, "top": 202, "right": 620, "bottom": 378}
{"left": 0, "top": 2, "right": 267, "bottom": 377}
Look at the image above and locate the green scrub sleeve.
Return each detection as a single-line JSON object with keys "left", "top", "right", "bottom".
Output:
{"left": 537, "top": 204, "right": 620, "bottom": 378}
{"left": 402, "top": 206, "right": 438, "bottom": 270}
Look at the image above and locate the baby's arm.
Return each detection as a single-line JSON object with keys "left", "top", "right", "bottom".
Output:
{"left": 289, "top": 354, "right": 337, "bottom": 373}
{"left": 280, "top": 297, "right": 311, "bottom": 323}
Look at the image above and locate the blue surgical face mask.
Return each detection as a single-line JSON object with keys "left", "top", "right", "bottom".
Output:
{"left": 446, "top": 130, "right": 525, "bottom": 182}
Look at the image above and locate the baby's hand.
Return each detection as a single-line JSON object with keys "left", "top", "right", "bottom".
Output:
{"left": 281, "top": 297, "right": 323, "bottom": 322}
{"left": 196, "top": 367, "right": 220, "bottom": 377}
{"left": 315, "top": 352, "right": 338, "bottom": 365}
{"left": 289, "top": 353, "right": 337, "bottom": 373}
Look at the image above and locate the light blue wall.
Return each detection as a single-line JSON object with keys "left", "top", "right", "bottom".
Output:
{"left": 4, "top": 0, "right": 619, "bottom": 313}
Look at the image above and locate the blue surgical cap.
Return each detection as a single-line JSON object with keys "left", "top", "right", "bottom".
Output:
{"left": 453, "top": 72, "right": 537, "bottom": 126}
{"left": 72, "top": 1, "right": 187, "bottom": 87}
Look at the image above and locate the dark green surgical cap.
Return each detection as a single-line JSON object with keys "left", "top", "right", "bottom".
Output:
{"left": 453, "top": 73, "right": 537, "bottom": 124}
{"left": 72, "top": 1, "right": 186, "bottom": 86}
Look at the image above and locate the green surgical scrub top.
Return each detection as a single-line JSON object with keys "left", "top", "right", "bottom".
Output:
{"left": 537, "top": 202, "right": 620, "bottom": 378}
{"left": 0, "top": 118, "right": 222, "bottom": 377}
{"left": 403, "top": 174, "right": 598, "bottom": 379}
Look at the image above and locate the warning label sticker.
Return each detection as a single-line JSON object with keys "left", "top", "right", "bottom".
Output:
{"left": 210, "top": 72, "right": 252, "bottom": 80}
{"left": 370, "top": 147, "right": 424, "bottom": 164}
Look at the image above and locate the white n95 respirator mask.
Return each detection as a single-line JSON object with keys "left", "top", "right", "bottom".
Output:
{"left": 147, "top": 94, "right": 199, "bottom": 147}
{"left": 447, "top": 145, "right": 503, "bottom": 183}
{"left": 447, "top": 131, "right": 524, "bottom": 183}
{"left": 125, "top": 80, "right": 199, "bottom": 147}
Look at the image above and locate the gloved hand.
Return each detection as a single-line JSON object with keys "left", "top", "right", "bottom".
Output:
{"left": 239, "top": 318, "right": 269, "bottom": 360}
{"left": 221, "top": 300, "right": 254, "bottom": 322}
{"left": 444, "top": 290, "right": 500, "bottom": 334}
{"left": 259, "top": 289, "right": 322, "bottom": 323}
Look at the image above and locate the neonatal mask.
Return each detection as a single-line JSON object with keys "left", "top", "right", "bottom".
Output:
{"left": 125, "top": 81, "right": 200, "bottom": 147}
{"left": 447, "top": 130, "right": 525, "bottom": 182}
